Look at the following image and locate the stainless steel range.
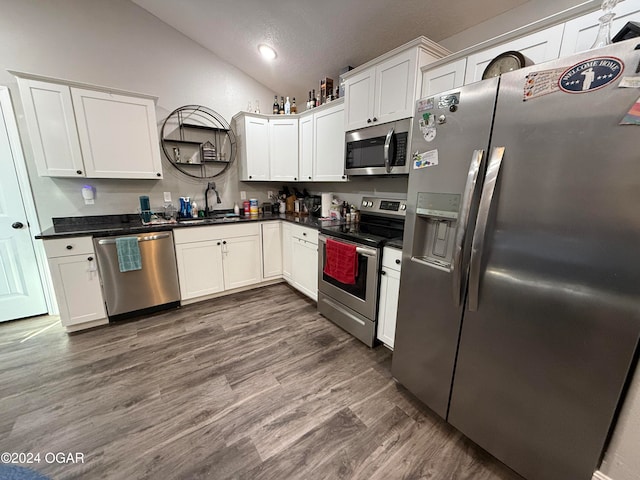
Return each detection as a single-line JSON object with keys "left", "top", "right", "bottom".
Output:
{"left": 318, "top": 196, "right": 406, "bottom": 346}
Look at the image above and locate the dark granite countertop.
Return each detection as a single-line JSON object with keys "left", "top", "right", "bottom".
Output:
{"left": 36, "top": 213, "right": 342, "bottom": 239}
{"left": 385, "top": 239, "right": 403, "bottom": 250}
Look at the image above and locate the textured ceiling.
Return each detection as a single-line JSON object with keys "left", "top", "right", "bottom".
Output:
{"left": 132, "top": 0, "right": 531, "bottom": 102}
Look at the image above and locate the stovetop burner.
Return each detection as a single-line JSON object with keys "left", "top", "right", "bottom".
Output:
{"left": 320, "top": 196, "right": 406, "bottom": 248}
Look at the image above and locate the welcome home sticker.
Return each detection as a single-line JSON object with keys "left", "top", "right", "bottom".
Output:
{"left": 559, "top": 57, "right": 624, "bottom": 93}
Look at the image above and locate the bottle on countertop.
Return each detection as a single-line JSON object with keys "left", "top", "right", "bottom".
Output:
{"left": 312, "top": 89, "right": 317, "bottom": 108}
{"left": 307, "top": 91, "right": 312, "bottom": 110}
{"left": 272, "top": 95, "right": 279, "bottom": 114}
{"left": 233, "top": 202, "right": 240, "bottom": 215}
{"left": 191, "top": 201, "right": 198, "bottom": 218}
{"left": 254, "top": 100, "right": 260, "bottom": 113}
{"left": 243, "top": 200, "right": 250, "bottom": 217}
{"left": 279, "top": 96, "right": 285, "bottom": 115}
{"left": 291, "top": 97, "right": 297, "bottom": 114}
{"left": 284, "top": 96, "right": 291, "bottom": 115}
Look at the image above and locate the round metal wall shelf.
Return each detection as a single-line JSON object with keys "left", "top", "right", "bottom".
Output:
{"left": 161, "top": 105, "right": 236, "bottom": 179}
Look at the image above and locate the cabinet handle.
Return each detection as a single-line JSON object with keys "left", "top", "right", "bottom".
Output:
{"left": 249, "top": 175, "right": 253, "bottom": 179}
{"left": 367, "top": 118, "right": 372, "bottom": 124}
{"left": 66, "top": 245, "right": 73, "bottom": 250}
{"left": 308, "top": 176, "right": 312, "bottom": 179}
{"left": 342, "top": 175, "right": 346, "bottom": 179}
{"left": 11, "top": 222, "right": 24, "bottom": 229}
{"left": 76, "top": 170, "right": 82, "bottom": 175}
{"left": 395, "top": 259, "right": 401, "bottom": 265}
{"left": 294, "top": 177, "right": 297, "bottom": 181}
{"left": 217, "top": 242, "right": 221, "bottom": 245}
{"left": 156, "top": 172, "right": 161, "bottom": 177}
{"left": 302, "top": 232, "right": 307, "bottom": 236}
{"left": 223, "top": 240, "right": 227, "bottom": 244}
{"left": 373, "top": 117, "right": 378, "bottom": 122}
{"left": 88, "top": 256, "right": 93, "bottom": 261}
{"left": 381, "top": 270, "right": 386, "bottom": 275}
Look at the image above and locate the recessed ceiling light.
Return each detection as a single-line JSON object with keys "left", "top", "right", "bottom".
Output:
{"left": 258, "top": 44, "right": 277, "bottom": 61}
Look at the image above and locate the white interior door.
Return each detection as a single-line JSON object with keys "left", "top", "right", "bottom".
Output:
{"left": 0, "top": 89, "right": 47, "bottom": 322}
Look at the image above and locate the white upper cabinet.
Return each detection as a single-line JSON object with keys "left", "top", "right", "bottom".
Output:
{"left": 373, "top": 49, "right": 419, "bottom": 125}
{"left": 344, "top": 68, "right": 376, "bottom": 131}
{"left": 14, "top": 74, "right": 162, "bottom": 179}
{"left": 421, "top": 57, "right": 467, "bottom": 98}
{"left": 464, "top": 24, "right": 565, "bottom": 84}
{"left": 299, "top": 113, "right": 314, "bottom": 181}
{"left": 236, "top": 114, "right": 269, "bottom": 181}
{"left": 71, "top": 88, "right": 163, "bottom": 179}
{"left": 560, "top": 3, "right": 640, "bottom": 57}
{"left": 344, "top": 38, "right": 450, "bottom": 131}
{"left": 16, "top": 78, "right": 85, "bottom": 177}
{"left": 313, "top": 102, "right": 346, "bottom": 182}
{"left": 269, "top": 117, "right": 298, "bottom": 182}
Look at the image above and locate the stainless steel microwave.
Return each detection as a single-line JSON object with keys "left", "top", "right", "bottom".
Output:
{"left": 345, "top": 118, "right": 412, "bottom": 176}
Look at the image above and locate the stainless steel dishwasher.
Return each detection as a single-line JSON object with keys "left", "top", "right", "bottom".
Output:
{"left": 94, "top": 231, "right": 180, "bottom": 318}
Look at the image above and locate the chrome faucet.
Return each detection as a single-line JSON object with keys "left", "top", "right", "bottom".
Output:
{"left": 204, "top": 181, "right": 221, "bottom": 215}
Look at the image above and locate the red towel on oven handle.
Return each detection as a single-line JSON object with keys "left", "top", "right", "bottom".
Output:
{"left": 324, "top": 238, "right": 359, "bottom": 285}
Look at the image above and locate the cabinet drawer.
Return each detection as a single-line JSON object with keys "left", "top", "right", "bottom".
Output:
{"left": 382, "top": 246, "right": 402, "bottom": 271}
{"left": 44, "top": 236, "right": 95, "bottom": 258}
{"left": 291, "top": 224, "right": 318, "bottom": 245}
{"left": 174, "top": 223, "right": 260, "bottom": 244}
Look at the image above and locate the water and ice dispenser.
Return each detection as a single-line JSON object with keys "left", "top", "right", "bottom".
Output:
{"left": 411, "top": 192, "right": 460, "bottom": 270}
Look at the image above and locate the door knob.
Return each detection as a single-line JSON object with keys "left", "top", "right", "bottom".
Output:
{"left": 11, "top": 222, "right": 24, "bottom": 229}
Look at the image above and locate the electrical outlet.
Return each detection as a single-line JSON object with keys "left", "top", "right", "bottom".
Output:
{"left": 240, "top": 191, "right": 247, "bottom": 200}
{"left": 163, "top": 192, "right": 172, "bottom": 203}
{"left": 267, "top": 190, "right": 273, "bottom": 199}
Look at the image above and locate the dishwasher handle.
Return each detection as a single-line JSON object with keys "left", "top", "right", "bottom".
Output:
{"left": 97, "top": 233, "right": 172, "bottom": 245}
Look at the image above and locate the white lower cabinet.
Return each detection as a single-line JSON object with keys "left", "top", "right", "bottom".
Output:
{"left": 377, "top": 247, "right": 402, "bottom": 349}
{"left": 282, "top": 222, "right": 293, "bottom": 280}
{"left": 262, "top": 222, "right": 282, "bottom": 279}
{"left": 174, "top": 240, "right": 224, "bottom": 299}
{"left": 284, "top": 224, "right": 318, "bottom": 301}
{"left": 174, "top": 223, "right": 262, "bottom": 301}
{"left": 44, "top": 236, "right": 107, "bottom": 329}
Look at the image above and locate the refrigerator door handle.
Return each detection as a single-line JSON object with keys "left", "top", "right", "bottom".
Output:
{"left": 452, "top": 149, "right": 484, "bottom": 306}
{"left": 468, "top": 146, "right": 505, "bottom": 311}
{"left": 384, "top": 127, "right": 394, "bottom": 173}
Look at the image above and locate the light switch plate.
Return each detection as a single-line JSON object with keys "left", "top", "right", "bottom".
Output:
{"left": 240, "top": 191, "right": 247, "bottom": 200}
{"left": 163, "top": 192, "right": 172, "bottom": 202}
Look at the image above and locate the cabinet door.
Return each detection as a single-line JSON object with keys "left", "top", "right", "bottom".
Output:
{"left": 560, "top": 3, "right": 640, "bottom": 57}
{"left": 269, "top": 117, "right": 299, "bottom": 181}
{"left": 223, "top": 235, "right": 261, "bottom": 290}
{"left": 299, "top": 114, "right": 314, "bottom": 182}
{"left": 292, "top": 238, "right": 318, "bottom": 301}
{"left": 464, "top": 24, "right": 565, "bottom": 84}
{"left": 282, "top": 222, "right": 293, "bottom": 280}
{"left": 175, "top": 240, "right": 224, "bottom": 300}
{"left": 71, "top": 88, "right": 162, "bottom": 179}
{"left": 344, "top": 68, "right": 375, "bottom": 131}
{"left": 421, "top": 58, "right": 467, "bottom": 98}
{"left": 48, "top": 255, "right": 106, "bottom": 326}
{"left": 16, "top": 78, "right": 85, "bottom": 177}
{"left": 314, "top": 103, "right": 347, "bottom": 182}
{"left": 243, "top": 116, "right": 269, "bottom": 180}
{"left": 374, "top": 48, "right": 418, "bottom": 124}
{"left": 262, "top": 222, "right": 282, "bottom": 279}
{"left": 377, "top": 267, "right": 401, "bottom": 349}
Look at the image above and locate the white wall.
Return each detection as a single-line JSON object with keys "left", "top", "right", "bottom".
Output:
{"left": 0, "top": 0, "right": 280, "bottom": 230}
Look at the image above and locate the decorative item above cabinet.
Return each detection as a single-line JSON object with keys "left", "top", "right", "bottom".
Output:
{"left": 12, "top": 71, "right": 163, "bottom": 179}
{"left": 342, "top": 36, "right": 450, "bottom": 132}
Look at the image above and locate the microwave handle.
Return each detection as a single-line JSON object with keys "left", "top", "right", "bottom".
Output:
{"left": 384, "top": 127, "right": 394, "bottom": 173}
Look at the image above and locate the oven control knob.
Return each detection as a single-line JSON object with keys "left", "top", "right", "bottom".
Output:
{"left": 400, "top": 204, "right": 406, "bottom": 211}
{"left": 362, "top": 200, "right": 367, "bottom": 207}
{"left": 367, "top": 201, "right": 373, "bottom": 207}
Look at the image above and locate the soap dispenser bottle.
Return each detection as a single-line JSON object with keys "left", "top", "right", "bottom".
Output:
{"left": 233, "top": 202, "right": 240, "bottom": 215}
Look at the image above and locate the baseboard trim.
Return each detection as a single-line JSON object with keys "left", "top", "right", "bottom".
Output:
{"left": 593, "top": 471, "right": 613, "bottom": 480}
{"left": 180, "top": 279, "right": 284, "bottom": 305}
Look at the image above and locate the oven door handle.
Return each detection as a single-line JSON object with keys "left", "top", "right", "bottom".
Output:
{"left": 356, "top": 246, "right": 377, "bottom": 258}
{"left": 384, "top": 126, "right": 394, "bottom": 173}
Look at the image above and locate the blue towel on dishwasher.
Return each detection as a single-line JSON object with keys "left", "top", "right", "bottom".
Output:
{"left": 116, "top": 236, "right": 141, "bottom": 272}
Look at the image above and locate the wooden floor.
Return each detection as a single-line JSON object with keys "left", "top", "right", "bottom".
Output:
{"left": 0, "top": 283, "right": 523, "bottom": 480}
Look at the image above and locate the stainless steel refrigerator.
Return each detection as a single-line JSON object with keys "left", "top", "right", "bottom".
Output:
{"left": 392, "top": 39, "right": 640, "bottom": 480}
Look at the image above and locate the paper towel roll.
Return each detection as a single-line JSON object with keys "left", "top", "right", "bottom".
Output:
{"left": 321, "top": 193, "right": 333, "bottom": 218}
